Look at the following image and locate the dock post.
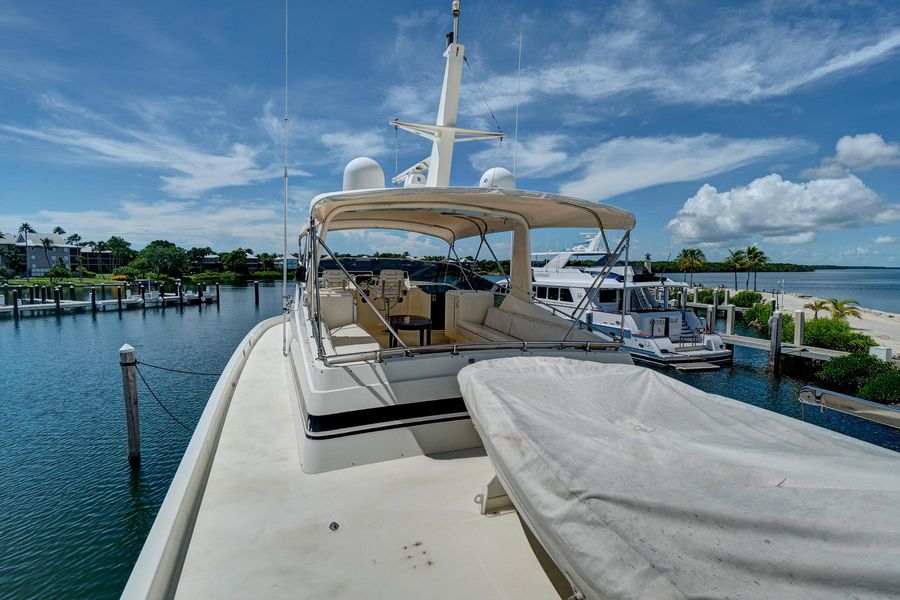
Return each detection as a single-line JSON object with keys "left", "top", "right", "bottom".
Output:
{"left": 12, "top": 289, "right": 19, "bottom": 319}
{"left": 712, "top": 290, "right": 719, "bottom": 313}
{"left": 692, "top": 289, "right": 698, "bottom": 303}
{"left": 40, "top": 286, "right": 47, "bottom": 303}
{"left": 705, "top": 305, "right": 714, "bottom": 329}
{"left": 100, "top": 284, "right": 106, "bottom": 301}
{"left": 769, "top": 299, "right": 776, "bottom": 313}
{"left": 726, "top": 305, "right": 735, "bottom": 335}
{"left": 198, "top": 284, "right": 204, "bottom": 305}
{"left": 90, "top": 288, "right": 97, "bottom": 312}
{"left": 29, "top": 285, "right": 36, "bottom": 303}
{"left": 724, "top": 289, "right": 731, "bottom": 305}
{"left": 119, "top": 344, "right": 141, "bottom": 467}
{"left": 117, "top": 287, "right": 123, "bottom": 312}
{"left": 254, "top": 280, "right": 259, "bottom": 305}
{"left": 679, "top": 289, "right": 686, "bottom": 309}
{"left": 793, "top": 309, "right": 805, "bottom": 346}
{"left": 69, "top": 285, "right": 75, "bottom": 301}
{"left": 54, "top": 287, "right": 61, "bottom": 315}
{"left": 139, "top": 283, "right": 145, "bottom": 306}
{"left": 768, "top": 312, "right": 783, "bottom": 373}
{"left": 177, "top": 281, "right": 183, "bottom": 306}
{"left": 215, "top": 282, "right": 220, "bottom": 304}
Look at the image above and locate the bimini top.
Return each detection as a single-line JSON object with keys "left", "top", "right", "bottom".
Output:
{"left": 309, "top": 186, "right": 635, "bottom": 243}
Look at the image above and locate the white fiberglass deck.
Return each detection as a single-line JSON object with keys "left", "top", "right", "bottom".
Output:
{"left": 174, "top": 326, "right": 559, "bottom": 598}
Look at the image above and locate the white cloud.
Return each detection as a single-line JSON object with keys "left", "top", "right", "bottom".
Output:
{"left": 320, "top": 130, "right": 388, "bottom": 164}
{"left": 558, "top": 134, "right": 813, "bottom": 201}
{"left": 0, "top": 199, "right": 299, "bottom": 251}
{"left": 762, "top": 232, "right": 816, "bottom": 245}
{"left": 874, "top": 235, "right": 897, "bottom": 244}
{"left": 469, "top": 134, "right": 572, "bottom": 178}
{"left": 834, "top": 133, "right": 900, "bottom": 170}
{"left": 667, "top": 174, "right": 900, "bottom": 244}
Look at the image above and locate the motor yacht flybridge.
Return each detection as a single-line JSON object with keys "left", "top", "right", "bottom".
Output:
{"left": 527, "top": 232, "right": 732, "bottom": 368}
{"left": 123, "top": 4, "right": 900, "bottom": 599}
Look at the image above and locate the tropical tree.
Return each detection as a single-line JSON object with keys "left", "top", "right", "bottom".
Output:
{"left": 47, "top": 257, "right": 71, "bottom": 285}
{"left": 222, "top": 248, "right": 248, "bottom": 274}
{"left": 138, "top": 240, "right": 190, "bottom": 277}
{"left": 722, "top": 249, "right": 746, "bottom": 290}
{"left": 804, "top": 299, "right": 828, "bottom": 319}
{"left": 105, "top": 236, "right": 136, "bottom": 269}
{"left": 93, "top": 240, "right": 108, "bottom": 276}
{"left": 187, "top": 246, "right": 214, "bottom": 272}
{"left": 827, "top": 298, "right": 862, "bottom": 321}
{"left": 52, "top": 226, "right": 66, "bottom": 236}
{"left": 19, "top": 222, "right": 35, "bottom": 279}
{"left": 258, "top": 252, "right": 276, "bottom": 271}
{"left": 744, "top": 245, "right": 768, "bottom": 291}
{"left": 65, "top": 233, "right": 82, "bottom": 246}
{"left": 40, "top": 237, "right": 55, "bottom": 271}
{"left": 675, "top": 248, "right": 706, "bottom": 286}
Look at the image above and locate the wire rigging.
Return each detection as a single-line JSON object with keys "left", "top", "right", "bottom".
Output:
{"left": 135, "top": 365, "right": 193, "bottom": 432}
{"left": 135, "top": 360, "right": 221, "bottom": 377}
{"left": 463, "top": 56, "right": 502, "bottom": 132}
{"left": 513, "top": 19, "right": 524, "bottom": 177}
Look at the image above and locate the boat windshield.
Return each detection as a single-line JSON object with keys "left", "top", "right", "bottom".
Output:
{"left": 564, "top": 253, "right": 609, "bottom": 269}
{"left": 318, "top": 256, "right": 496, "bottom": 291}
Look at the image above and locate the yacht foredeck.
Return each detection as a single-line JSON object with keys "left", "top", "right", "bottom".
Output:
{"left": 174, "top": 326, "right": 562, "bottom": 599}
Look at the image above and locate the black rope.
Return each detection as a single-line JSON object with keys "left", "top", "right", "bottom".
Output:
{"left": 463, "top": 56, "right": 502, "bottom": 131}
{"left": 135, "top": 360, "right": 220, "bottom": 377}
{"left": 135, "top": 365, "right": 193, "bottom": 432}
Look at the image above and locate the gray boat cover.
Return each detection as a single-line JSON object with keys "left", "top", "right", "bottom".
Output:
{"left": 458, "top": 357, "right": 900, "bottom": 599}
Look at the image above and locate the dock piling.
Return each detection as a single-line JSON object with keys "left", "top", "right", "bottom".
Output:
{"left": 254, "top": 280, "right": 259, "bottom": 305}
{"left": 12, "top": 289, "right": 19, "bottom": 319}
{"left": 725, "top": 305, "right": 735, "bottom": 335}
{"left": 40, "top": 286, "right": 47, "bottom": 303}
{"left": 692, "top": 289, "right": 698, "bottom": 303}
{"left": 724, "top": 289, "right": 731, "bottom": 305}
{"left": 705, "top": 305, "right": 714, "bottom": 328}
{"left": 712, "top": 290, "right": 719, "bottom": 313}
{"left": 198, "top": 284, "right": 204, "bottom": 306}
{"left": 793, "top": 309, "right": 805, "bottom": 346}
{"left": 177, "top": 281, "right": 183, "bottom": 306}
{"left": 54, "top": 287, "right": 61, "bottom": 315}
{"left": 29, "top": 286, "right": 35, "bottom": 303}
{"left": 215, "top": 282, "right": 220, "bottom": 304}
{"left": 768, "top": 312, "right": 783, "bottom": 373}
{"left": 117, "top": 288, "right": 123, "bottom": 312}
{"left": 69, "top": 285, "right": 75, "bottom": 301}
{"left": 90, "top": 288, "right": 97, "bottom": 312}
{"left": 119, "top": 344, "right": 141, "bottom": 467}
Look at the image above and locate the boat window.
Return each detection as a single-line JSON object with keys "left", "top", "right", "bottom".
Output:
{"left": 593, "top": 289, "right": 618, "bottom": 304}
{"left": 531, "top": 258, "right": 549, "bottom": 268}
{"left": 564, "top": 253, "right": 609, "bottom": 268}
{"left": 548, "top": 287, "right": 559, "bottom": 301}
{"left": 536, "top": 286, "right": 547, "bottom": 299}
{"left": 559, "top": 288, "right": 574, "bottom": 303}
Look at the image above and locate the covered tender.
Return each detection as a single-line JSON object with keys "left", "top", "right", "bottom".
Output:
{"left": 459, "top": 357, "right": 900, "bottom": 599}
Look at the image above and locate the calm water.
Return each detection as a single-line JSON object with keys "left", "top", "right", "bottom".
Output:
{"left": 662, "top": 268, "right": 900, "bottom": 313}
{"left": 1, "top": 284, "right": 897, "bottom": 598}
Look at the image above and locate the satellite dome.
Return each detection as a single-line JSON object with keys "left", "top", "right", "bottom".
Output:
{"left": 478, "top": 167, "right": 516, "bottom": 189}
{"left": 343, "top": 157, "right": 385, "bottom": 191}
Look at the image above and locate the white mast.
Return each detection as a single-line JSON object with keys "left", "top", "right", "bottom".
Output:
{"left": 391, "top": 1, "right": 503, "bottom": 187}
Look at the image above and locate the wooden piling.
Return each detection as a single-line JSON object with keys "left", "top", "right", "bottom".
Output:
{"left": 215, "top": 282, "right": 220, "bottom": 304}
{"left": 12, "top": 289, "right": 19, "bottom": 319}
{"left": 117, "top": 288, "right": 123, "bottom": 312}
{"left": 726, "top": 304, "right": 735, "bottom": 335}
{"left": 100, "top": 284, "right": 106, "bottom": 301}
{"left": 139, "top": 283, "right": 145, "bottom": 307}
{"left": 793, "top": 309, "right": 805, "bottom": 346}
{"left": 254, "top": 280, "right": 259, "bottom": 304}
{"left": 90, "top": 288, "right": 97, "bottom": 312}
{"left": 177, "top": 281, "right": 183, "bottom": 306}
{"left": 769, "top": 312, "right": 783, "bottom": 373}
{"left": 69, "top": 285, "right": 76, "bottom": 301}
{"left": 769, "top": 298, "right": 776, "bottom": 312}
{"left": 54, "top": 287, "right": 61, "bottom": 315}
{"left": 29, "top": 285, "right": 36, "bottom": 303}
{"left": 198, "top": 284, "right": 204, "bottom": 305}
{"left": 119, "top": 344, "right": 141, "bottom": 466}
{"left": 40, "top": 286, "right": 47, "bottom": 303}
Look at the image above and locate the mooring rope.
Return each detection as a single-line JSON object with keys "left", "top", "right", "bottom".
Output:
{"left": 135, "top": 360, "right": 221, "bottom": 377}
{"left": 134, "top": 364, "right": 193, "bottom": 432}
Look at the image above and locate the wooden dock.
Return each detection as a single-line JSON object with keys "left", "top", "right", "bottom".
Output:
{"left": 720, "top": 334, "right": 848, "bottom": 362}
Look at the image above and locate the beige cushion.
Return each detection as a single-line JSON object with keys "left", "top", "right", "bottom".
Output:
{"left": 483, "top": 307, "right": 513, "bottom": 335}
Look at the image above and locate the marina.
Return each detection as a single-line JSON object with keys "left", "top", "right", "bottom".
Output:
{"left": 2, "top": 1, "right": 900, "bottom": 598}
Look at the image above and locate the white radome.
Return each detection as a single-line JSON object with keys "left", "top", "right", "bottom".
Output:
{"left": 478, "top": 167, "right": 516, "bottom": 189}
{"left": 343, "top": 157, "right": 385, "bottom": 191}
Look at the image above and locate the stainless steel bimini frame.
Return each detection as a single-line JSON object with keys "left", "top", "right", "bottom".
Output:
{"left": 799, "top": 386, "right": 900, "bottom": 430}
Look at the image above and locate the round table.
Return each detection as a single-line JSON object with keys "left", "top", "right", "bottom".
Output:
{"left": 388, "top": 315, "right": 432, "bottom": 348}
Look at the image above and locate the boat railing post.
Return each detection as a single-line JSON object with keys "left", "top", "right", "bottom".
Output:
{"left": 54, "top": 286, "right": 61, "bottom": 315}
{"left": 726, "top": 304, "right": 735, "bottom": 335}
{"left": 769, "top": 311, "right": 783, "bottom": 373}
{"left": 793, "top": 309, "right": 805, "bottom": 346}
{"left": 119, "top": 343, "right": 141, "bottom": 467}
{"left": 12, "top": 288, "right": 19, "bottom": 319}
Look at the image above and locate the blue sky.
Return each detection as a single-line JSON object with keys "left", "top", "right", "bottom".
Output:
{"left": 1, "top": 0, "right": 899, "bottom": 265}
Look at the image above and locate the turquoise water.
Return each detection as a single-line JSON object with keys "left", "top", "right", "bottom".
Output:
{"left": 1, "top": 283, "right": 897, "bottom": 598}
{"left": 663, "top": 268, "right": 900, "bottom": 313}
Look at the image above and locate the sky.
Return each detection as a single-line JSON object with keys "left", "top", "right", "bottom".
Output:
{"left": 0, "top": 0, "right": 899, "bottom": 265}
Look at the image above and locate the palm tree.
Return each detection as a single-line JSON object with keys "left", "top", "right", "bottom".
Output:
{"left": 827, "top": 298, "right": 862, "bottom": 321}
{"left": 94, "top": 240, "right": 108, "bottom": 276}
{"left": 804, "top": 299, "right": 828, "bottom": 319}
{"left": 722, "top": 249, "right": 746, "bottom": 290}
{"left": 65, "top": 233, "right": 82, "bottom": 246}
{"left": 744, "top": 245, "right": 768, "bottom": 291}
{"left": 18, "top": 222, "right": 36, "bottom": 279}
{"left": 40, "top": 237, "right": 55, "bottom": 273}
{"left": 675, "top": 248, "right": 706, "bottom": 286}
{"left": 52, "top": 226, "right": 66, "bottom": 236}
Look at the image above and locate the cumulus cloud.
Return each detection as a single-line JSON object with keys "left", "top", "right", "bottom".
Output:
{"left": 874, "top": 235, "right": 897, "bottom": 244}
{"left": 802, "top": 133, "right": 900, "bottom": 178}
{"left": 667, "top": 174, "right": 900, "bottom": 244}
{"left": 557, "top": 134, "right": 814, "bottom": 201}
{"left": 469, "top": 134, "right": 572, "bottom": 179}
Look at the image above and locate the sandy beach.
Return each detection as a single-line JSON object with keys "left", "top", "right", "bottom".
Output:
{"left": 718, "top": 288, "right": 900, "bottom": 358}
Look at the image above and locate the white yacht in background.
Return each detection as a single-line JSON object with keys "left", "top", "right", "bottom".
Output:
{"left": 122, "top": 4, "right": 900, "bottom": 599}
{"left": 529, "top": 232, "right": 732, "bottom": 369}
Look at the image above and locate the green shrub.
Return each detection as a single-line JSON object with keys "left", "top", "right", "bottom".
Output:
{"left": 816, "top": 353, "right": 893, "bottom": 394}
{"left": 858, "top": 370, "right": 900, "bottom": 405}
{"left": 696, "top": 288, "right": 714, "bottom": 304}
{"left": 113, "top": 265, "right": 142, "bottom": 279}
{"left": 743, "top": 302, "right": 793, "bottom": 342}
{"left": 252, "top": 270, "right": 282, "bottom": 279}
{"left": 192, "top": 271, "right": 244, "bottom": 283}
{"left": 803, "top": 318, "right": 876, "bottom": 353}
{"left": 743, "top": 302, "right": 770, "bottom": 325}
{"left": 731, "top": 290, "right": 762, "bottom": 308}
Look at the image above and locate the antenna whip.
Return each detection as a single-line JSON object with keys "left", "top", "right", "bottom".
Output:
{"left": 513, "top": 19, "right": 523, "bottom": 177}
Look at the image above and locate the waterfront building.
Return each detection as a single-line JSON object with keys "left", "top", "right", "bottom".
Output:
{"left": 9, "top": 232, "right": 78, "bottom": 276}
{"left": 78, "top": 245, "right": 117, "bottom": 274}
{"left": 201, "top": 254, "right": 222, "bottom": 271}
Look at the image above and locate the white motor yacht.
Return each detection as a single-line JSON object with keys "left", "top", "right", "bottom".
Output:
{"left": 122, "top": 4, "right": 900, "bottom": 598}
{"left": 528, "top": 232, "right": 732, "bottom": 369}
